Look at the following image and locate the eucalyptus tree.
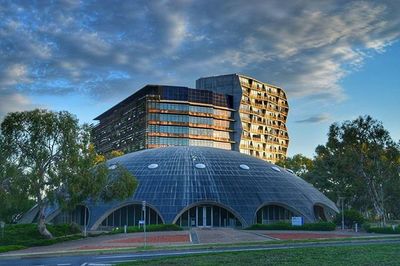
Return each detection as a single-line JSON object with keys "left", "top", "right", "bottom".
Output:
{"left": 1, "top": 109, "right": 137, "bottom": 238}
{"left": 308, "top": 116, "right": 400, "bottom": 221}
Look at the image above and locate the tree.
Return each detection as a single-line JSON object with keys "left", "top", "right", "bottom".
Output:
{"left": 0, "top": 133, "right": 35, "bottom": 223}
{"left": 1, "top": 109, "right": 138, "bottom": 238}
{"left": 307, "top": 116, "right": 400, "bottom": 221}
{"left": 276, "top": 154, "right": 313, "bottom": 177}
{"left": 109, "top": 150, "right": 124, "bottom": 159}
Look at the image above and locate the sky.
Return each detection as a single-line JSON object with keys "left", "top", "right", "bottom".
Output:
{"left": 0, "top": 0, "right": 399, "bottom": 157}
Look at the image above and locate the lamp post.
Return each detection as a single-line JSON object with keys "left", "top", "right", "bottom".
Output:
{"left": 142, "top": 201, "right": 146, "bottom": 248}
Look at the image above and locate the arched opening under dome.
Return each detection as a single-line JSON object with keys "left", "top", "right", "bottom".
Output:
{"left": 314, "top": 205, "right": 327, "bottom": 221}
{"left": 97, "top": 204, "right": 164, "bottom": 230}
{"left": 174, "top": 203, "right": 242, "bottom": 228}
{"left": 255, "top": 204, "right": 299, "bottom": 224}
{"left": 50, "top": 205, "right": 89, "bottom": 226}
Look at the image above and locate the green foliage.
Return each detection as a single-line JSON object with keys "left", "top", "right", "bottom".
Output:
{"left": 101, "top": 164, "right": 138, "bottom": 202}
{"left": 246, "top": 221, "right": 336, "bottom": 231}
{"left": 0, "top": 245, "right": 26, "bottom": 253}
{"left": 276, "top": 154, "right": 314, "bottom": 177}
{"left": 0, "top": 223, "right": 82, "bottom": 247}
{"left": 0, "top": 133, "right": 35, "bottom": 223}
{"left": 111, "top": 224, "right": 182, "bottom": 234}
{"left": 0, "top": 109, "right": 138, "bottom": 238}
{"left": 362, "top": 224, "right": 400, "bottom": 234}
{"left": 334, "top": 209, "right": 365, "bottom": 228}
{"left": 306, "top": 115, "right": 400, "bottom": 219}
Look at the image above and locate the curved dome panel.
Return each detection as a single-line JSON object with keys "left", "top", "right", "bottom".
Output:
{"left": 80, "top": 146, "right": 338, "bottom": 229}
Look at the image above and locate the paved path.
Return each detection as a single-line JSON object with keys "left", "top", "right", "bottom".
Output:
{"left": 2, "top": 231, "right": 190, "bottom": 256}
{"left": 192, "top": 227, "right": 274, "bottom": 243}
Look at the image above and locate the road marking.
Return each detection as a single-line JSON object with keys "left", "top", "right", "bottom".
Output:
{"left": 57, "top": 264, "right": 72, "bottom": 266}
{"left": 80, "top": 263, "right": 88, "bottom": 266}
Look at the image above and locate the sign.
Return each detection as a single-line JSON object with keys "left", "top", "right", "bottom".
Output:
{"left": 138, "top": 220, "right": 145, "bottom": 225}
{"left": 142, "top": 201, "right": 146, "bottom": 211}
{"left": 291, "top": 217, "right": 304, "bottom": 226}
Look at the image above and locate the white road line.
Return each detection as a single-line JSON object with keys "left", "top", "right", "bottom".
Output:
{"left": 80, "top": 263, "right": 88, "bottom": 266}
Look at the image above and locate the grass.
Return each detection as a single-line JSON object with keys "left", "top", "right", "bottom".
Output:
{"left": 0, "top": 223, "right": 83, "bottom": 252}
{"left": 0, "top": 245, "right": 26, "bottom": 253}
{"left": 119, "top": 243, "right": 400, "bottom": 265}
{"left": 246, "top": 221, "right": 336, "bottom": 231}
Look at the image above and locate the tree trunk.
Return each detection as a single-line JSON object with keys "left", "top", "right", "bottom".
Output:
{"left": 38, "top": 205, "right": 53, "bottom": 239}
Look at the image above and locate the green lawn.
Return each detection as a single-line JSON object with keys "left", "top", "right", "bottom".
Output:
{"left": 119, "top": 244, "right": 400, "bottom": 266}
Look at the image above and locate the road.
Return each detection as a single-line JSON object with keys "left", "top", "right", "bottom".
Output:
{"left": 1, "top": 238, "right": 400, "bottom": 266}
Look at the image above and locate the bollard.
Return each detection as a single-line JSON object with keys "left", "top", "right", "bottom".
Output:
{"left": 355, "top": 223, "right": 358, "bottom": 233}
{"left": 124, "top": 225, "right": 127, "bottom": 234}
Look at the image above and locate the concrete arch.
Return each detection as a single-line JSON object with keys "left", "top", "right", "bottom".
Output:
{"left": 172, "top": 200, "right": 247, "bottom": 227}
{"left": 47, "top": 204, "right": 90, "bottom": 226}
{"left": 254, "top": 201, "right": 310, "bottom": 224}
{"left": 313, "top": 202, "right": 337, "bottom": 222}
{"left": 90, "top": 201, "right": 165, "bottom": 230}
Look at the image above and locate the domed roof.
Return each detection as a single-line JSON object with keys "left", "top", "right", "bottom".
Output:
{"left": 96, "top": 146, "right": 338, "bottom": 227}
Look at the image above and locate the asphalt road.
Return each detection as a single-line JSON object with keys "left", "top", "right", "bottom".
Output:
{"left": 1, "top": 238, "right": 400, "bottom": 266}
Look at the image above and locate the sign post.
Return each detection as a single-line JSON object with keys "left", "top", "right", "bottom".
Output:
{"left": 291, "top": 217, "right": 304, "bottom": 226}
{"left": 142, "top": 201, "right": 146, "bottom": 248}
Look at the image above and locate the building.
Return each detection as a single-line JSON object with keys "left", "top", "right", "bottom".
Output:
{"left": 93, "top": 85, "right": 235, "bottom": 154}
{"left": 93, "top": 74, "right": 289, "bottom": 163}
{"left": 196, "top": 74, "right": 289, "bottom": 163}
{"left": 20, "top": 146, "right": 338, "bottom": 229}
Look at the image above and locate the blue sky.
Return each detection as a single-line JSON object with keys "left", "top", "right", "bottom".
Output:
{"left": 1, "top": 0, "right": 399, "bottom": 157}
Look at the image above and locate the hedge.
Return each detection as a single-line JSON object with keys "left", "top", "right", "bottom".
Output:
{"left": 246, "top": 221, "right": 336, "bottom": 231}
{"left": 111, "top": 224, "right": 183, "bottom": 234}
{"left": 363, "top": 224, "right": 400, "bottom": 234}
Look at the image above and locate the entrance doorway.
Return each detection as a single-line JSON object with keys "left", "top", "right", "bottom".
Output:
{"left": 176, "top": 204, "right": 242, "bottom": 228}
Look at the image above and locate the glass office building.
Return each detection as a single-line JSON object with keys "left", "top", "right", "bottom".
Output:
{"left": 196, "top": 74, "right": 289, "bottom": 163}
{"left": 93, "top": 85, "right": 235, "bottom": 155}
{"left": 93, "top": 74, "right": 289, "bottom": 163}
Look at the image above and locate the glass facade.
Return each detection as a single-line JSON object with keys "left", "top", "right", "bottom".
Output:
{"left": 175, "top": 205, "right": 242, "bottom": 227}
{"left": 99, "top": 204, "right": 163, "bottom": 229}
{"left": 256, "top": 205, "right": 295, "bottom": 224}
{"left": 93, "top": 85, "right": 235, "bottom": 155}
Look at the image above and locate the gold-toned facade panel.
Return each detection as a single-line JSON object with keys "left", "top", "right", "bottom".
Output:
{"left": 238, "top": 75, "right": 289, "bottom": 163}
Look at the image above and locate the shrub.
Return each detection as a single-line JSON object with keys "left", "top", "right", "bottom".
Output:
{"left": 334, "top": 209, "right": 365, "bottom": 228}
{"left": 246, "top": 221, "right": 336, "bottom": 231}
{"left": 112, "top": 224, "right": 182, "bottom": 234}
{"left": 0, "top": 223, "right": 83, "bottom": 247}
{"left": 363, "top": 224, "right": 400, "bottom": 234}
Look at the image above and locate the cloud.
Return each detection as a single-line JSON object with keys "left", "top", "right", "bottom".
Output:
{"left": 0, "top": 0, "right": 399, "bottom": 110}
{"left": 296, "top": 114, "right": 331, "bottom": 124}
{"left": 0, "top": 90, "right": 37, "bottom": 120}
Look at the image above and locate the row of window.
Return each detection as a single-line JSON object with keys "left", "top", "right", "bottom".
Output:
{"left": 148, "top": 102, "right": 232, "bottom": 118}
{"left": 147, "top": 137, "right": 232, "bottom": 149}
{"left": 148, "top": 114, "right": 232, "bottom": 128}
{"left": 148, "top": 125, "right": 231, "bottom": 139}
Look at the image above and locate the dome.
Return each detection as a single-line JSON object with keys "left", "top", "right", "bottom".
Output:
{"left": 23, "top": 146, "right": 339, "bottom": 229}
